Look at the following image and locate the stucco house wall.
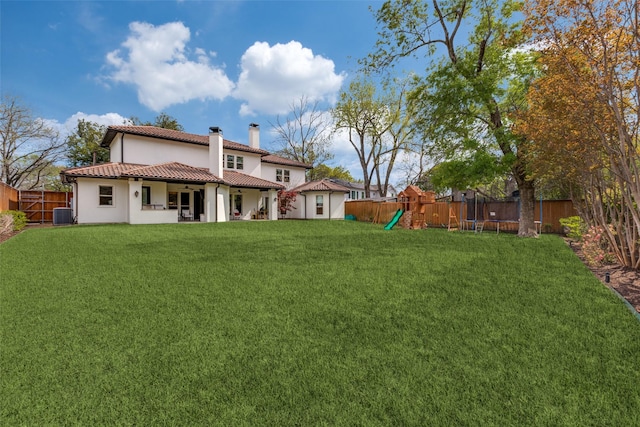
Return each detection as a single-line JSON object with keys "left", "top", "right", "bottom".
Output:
{"left": 287, "top": 180, "right": 350, "bottom": 220}
{"left": 111, "top": 134, "right": 208, "bottom": 167}
{"left": 75, "top": 178, "right": 129, "bottom": 224}
{"left": 261, "top": 163, "right": 306, "bottom": 190}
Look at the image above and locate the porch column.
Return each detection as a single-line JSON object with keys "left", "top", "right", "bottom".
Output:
{"left": 204, "top": 183, "right": 218, "bottom": 223}
{"left": 268, "top": 189, "right": 278, "bottom": 221}
{"left": 128, "top": 179, "right": 142, "bottom": 224}
{"left": 218, "top": 185, "right": 230, "bottom": 222}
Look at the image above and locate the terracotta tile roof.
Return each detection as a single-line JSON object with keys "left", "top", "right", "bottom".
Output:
{"left": 62, "top": 162, "right": 284, "bottom": 189}
{"left": 261, "top": 154, "right": 313, "bottom": 169}
{"left": 290, "top": 179, "right": 350, "bottom": 193}
{"left": 102, "top": 125, "right": 270, "bottom": 155}
{"left": 223, "top": 170, "right": 284, "bottom": 189}
{"left": 121, "top": 162, "right": 224, "bottom": 183}
{"left": 62, "top": 162, "right": 146, "bottom": 178}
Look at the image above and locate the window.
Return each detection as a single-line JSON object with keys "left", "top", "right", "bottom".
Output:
{"left": 168, "top": 192, "right": 178, "bottom": 209}
{"left": 351, "top": 190, "right": 357, "bottom": 200}
{"left": 226, "top": 154, "right": 244, "bottom": 170}
{"left": 99, "top": 185, "right": 113, "bottom": 206}
{"left": 276, "top": 169, "right": 290, "bottom": 183}
{"left": 142, "top": 186, "right": 151, "bottom": 205}
{"left": 316, "top": 195, "right": 324, "bottom": 215}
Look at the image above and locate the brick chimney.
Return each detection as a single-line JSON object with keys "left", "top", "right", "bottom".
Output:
{"left": 249, "top": 123, "right": 260, "bottom": 149}
{"left": 209, "top": 127, "right": 223, "bottom": 178}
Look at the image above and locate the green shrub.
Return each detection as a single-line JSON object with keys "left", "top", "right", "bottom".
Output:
{"left": 559, "top": 216, "right": 585, "bottom": 239}
{"left": 1, "top": 210, "right": 27, "bottom": 231}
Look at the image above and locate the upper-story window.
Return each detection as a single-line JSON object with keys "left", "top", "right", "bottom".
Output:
{"left": 226, "top": 155, "right": 244, "bottom": 170}
{"left": 276, "top": 169, "right": 290, "bottom": 183}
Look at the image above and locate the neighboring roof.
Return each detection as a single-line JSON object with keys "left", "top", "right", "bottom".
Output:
{"left": 101, "top": 125, "right": 269, "bottom": 155}
{"left": 290, "top": 179, "right": 350, "bottom": 193}
{"left": 223, "top": 170, "right": 284, "bottom": 189}
{"left": 261, "top": 154, "right": 313, "bottom": 169}
{"left": 329, "top": 179, "right": 397, "bottom": 194}
{"left": 121, "top": 162, "right": 224, "bottom": 183}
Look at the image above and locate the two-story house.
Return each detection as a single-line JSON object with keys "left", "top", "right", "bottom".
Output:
{"left": 61, "top": 124, "right": 311, "bottom": 224}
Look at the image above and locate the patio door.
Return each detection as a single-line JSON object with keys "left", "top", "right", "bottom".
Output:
{"left": 230, "top": 193, "right": 242, "bottom": 219}
{"left": 193, "top": 190, "right": 203, "bottom": 221}
{"left": 180, "top": 192, "right": 190, "bottom": 217}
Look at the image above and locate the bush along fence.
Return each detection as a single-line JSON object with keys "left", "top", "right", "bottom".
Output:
{"left": 0, "top": 182, "right": 72, "bottom": 223}
{"left": 345, "top": 199, "right": 576, "bottom": 234}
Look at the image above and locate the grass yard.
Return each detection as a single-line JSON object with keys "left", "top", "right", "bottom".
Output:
{"left": 1, "top": 220, "right": 639, "bottom": 425}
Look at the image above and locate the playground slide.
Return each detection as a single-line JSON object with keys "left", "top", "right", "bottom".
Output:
{"left": 384, "top": 209, "right": 404, "bottom": 230}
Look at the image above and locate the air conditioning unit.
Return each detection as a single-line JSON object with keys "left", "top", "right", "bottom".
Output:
{"left": 53, "top": 207, "right": 73, "bottom": 225}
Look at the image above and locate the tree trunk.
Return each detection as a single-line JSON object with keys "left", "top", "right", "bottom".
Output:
{"left": 517, "top": 178, "right": 537, "bottom": 237}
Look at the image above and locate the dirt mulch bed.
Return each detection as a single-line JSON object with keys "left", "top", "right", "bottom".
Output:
{"left": 0, "top": 223, "right": 53, "bottom": 245}
{"left": 567, "top": 239, "right": 640, "bottom": 315}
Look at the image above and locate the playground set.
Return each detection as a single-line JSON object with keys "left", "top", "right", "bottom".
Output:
{"left": 384, "top": 185, "right": 436, "bottom": 230}
{"left": 383, "top": 186, "right": 539, "bottom": 233}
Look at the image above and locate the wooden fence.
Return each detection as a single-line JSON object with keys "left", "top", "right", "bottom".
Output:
{"left": 0, "top": 182, "right": 19, "bottom": 211}
{"left": 1, "top": 182, "right": 72, "bottom": 222}
{"left": 19, "top": 190, "right": 72, "bottom": 223}
{"left": 345, "top": 199, "right": 577, "bottom": 234}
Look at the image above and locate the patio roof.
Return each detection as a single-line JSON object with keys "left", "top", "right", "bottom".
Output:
{"left": 62, "top": 162, "right": 146, "bottom": 179}
{"left": 121, "top": 163, "right": 224, "bottom": 183}
{"left": 61, "top": 162, "right": 283, "bottom": 190}
{"left": 223, "top": 170, "right": 284, "bottom": 190}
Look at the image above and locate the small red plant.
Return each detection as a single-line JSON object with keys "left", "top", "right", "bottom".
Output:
{"left": 277, "top": 190, "right": 297, "bottom": 217}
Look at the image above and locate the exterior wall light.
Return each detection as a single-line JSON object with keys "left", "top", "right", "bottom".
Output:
{"left": 134, "top": 191, "right": 139, "bottom": 197}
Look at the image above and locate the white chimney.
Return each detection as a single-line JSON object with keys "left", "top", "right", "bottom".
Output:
{"left": 209, "top": 126, "right": 223, "bottom": 178}
{"left": 249, "top": 123, "right": 260, "bottom": 149}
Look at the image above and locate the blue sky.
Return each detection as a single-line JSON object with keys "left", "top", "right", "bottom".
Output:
{"left": 2, "top": 0, "right": 400, "bottom": 181}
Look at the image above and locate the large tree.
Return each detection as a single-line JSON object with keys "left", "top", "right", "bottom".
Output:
{"left": 0, "top": 95, "right": 64, "bottom": 189}
{"left": 332, "top": 78, "right": 385, "bottom": 198}
{"left": 269, "top": 96, "right": 334, "bottom": 177}
{"left": 309, "top": 164, "right": 356, "bottom": 181}
{"left": 332, "top": 77, "right": 411, "bottom": 198}
{"left": 66, "top": 119, "right": 110, "bottom": 167}
{"left": 521, "top": 0, "right": 640, "bottom": 267}
{"left": 365, "top": 0, "right": 539, "bottom": 236}
{"left": 130, "top": 112, "right": 184, "bottom": 131}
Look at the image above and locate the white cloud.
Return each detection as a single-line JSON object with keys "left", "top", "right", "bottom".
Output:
{"left": 234, "top": 41, "right": 346, "bottom": 116}
{"left": 105, "top": 21, "right": 235, "bottom": 111}
{"left": 44, "top": 112, "right": 131, "bottom": 141}
{"left": 63, "top": 112, "right": 131, "bottom": 130}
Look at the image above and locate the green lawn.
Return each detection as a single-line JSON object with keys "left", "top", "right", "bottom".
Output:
{"left": 1, "top": 221, "right": 639, "bottom": 425}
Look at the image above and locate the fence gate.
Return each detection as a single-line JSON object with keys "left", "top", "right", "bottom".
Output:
{"left": 18, "top": 190, "right": 71, "bottom": 223}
